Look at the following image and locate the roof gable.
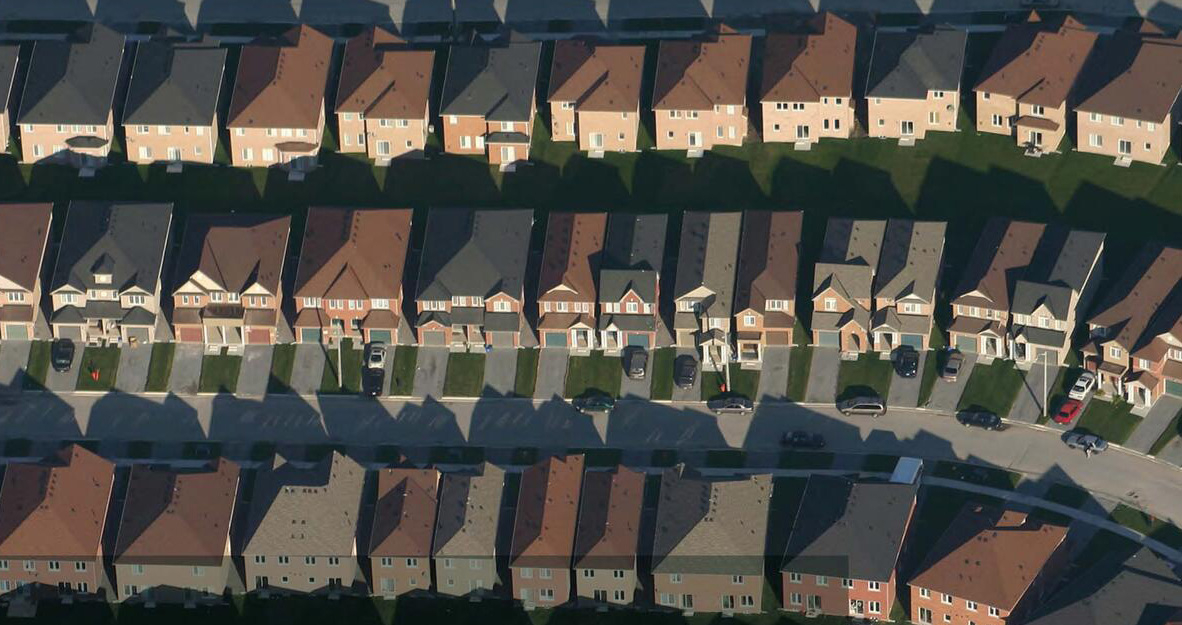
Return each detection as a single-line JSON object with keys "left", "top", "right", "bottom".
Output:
{"left": 867, "top": 26, "right": 967, "bottom": 99}
{"left": 761, "top": 13, "right": 857, "bottom": 103}
{"left": 295, "top": 207, "right": 411, "bottom": 300}
{"left": 227, "top": 25, "right": 333, "bottom": 129}
{"left": 335, "top": 26, "right": 434, "bottom": 119}
{"left": 174, "top": 213, "right": 290, "bottom": 296}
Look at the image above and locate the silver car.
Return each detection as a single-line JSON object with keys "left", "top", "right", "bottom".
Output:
{"left": 837, "top": 396, "right": 887, "bottom": 417}
{"left": 1068, "top": 371, "right": 1096, "bottom": 400}
{"left": 1064, "top": 432, "right": 1108, "bottom": 454}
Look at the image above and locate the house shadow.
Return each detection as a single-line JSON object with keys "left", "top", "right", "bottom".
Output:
{"left": 604, "top": 401, "right": 730, "bottom": 450}
{"left": 87, "top": 390, "right": 205, "bottom": 442}
{"left": 195, "top": 0, "right": 298, "bottom": 25}
{"left": 0, "top": 386, "right": 81, "bottom": 442}
{"left": 324, "top": 394, "right": 466, "bottom": 446}
{"left": 555, "top": 153, "right": 632, "bottom": 209}
{"left": 206, "top": 391, "right": 329, "bottom": 445}
{"left": 382, "top": 153, "right": 501, "bottom": 206}
{"left": 469, "top": 394, "right": 604, "bottom": 448}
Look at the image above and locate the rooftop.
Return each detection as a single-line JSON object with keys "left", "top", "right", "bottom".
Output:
{"left": 549, "top": 39, "right": 644, "bottom": 113}
{"left": 761, "top": 13, "right": 857, "bottom": 103}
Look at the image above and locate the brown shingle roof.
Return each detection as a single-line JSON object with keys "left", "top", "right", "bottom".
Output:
{"left": 909, "top": 504, "right": 1067, "bottom": 611}
{"left": 1088, "top": 244, "right": 1182, "bottom": 352}
{"left": 0, "top": 203, "right": 52, "bottom": 292}
{"left": 761, "top": 13, "right": 856, "bottom": 103}
{"left": 548, "top": 40, "right": 644, "bottom": 113}
{"left": 369, "top": 468, "right": 440, "bottom": 558}
{"left": 0, "top": 445, "right": 115, "bottom": 558}
{"left": 510, "top": 455, "right": 584, "bottom": 568}
{"left": 653, "top": 32, "right": 751, "bottom": 110}
{"left": 227, "top": 25, "right": 333, "bottom": 129}
{"left": 114, "top": 458, "right": 240, "bottom": 565}
{"left": 734, "top": 210, "right": 802, "bottom": 316}
{"left": 538, "top": 212, "right": 607, "bottom": 303}
{"left": 173, "top": 213, "right": 290, "bottom": 296}
{"left": 1077, "top": 29, "right": 1182, "bottom": 121}
{"left": 294, "top": 207, "right": 412, "bottom": 301}
{"left": 952, "top": 218, "right": 1045, "bottom": 310}
{"left": 335, "top": 26, "right": 434, "bottom": 120}
{"left": 573, "top": 466, "right": 644, "bottom": 571}
{"left": 975, "top": 15, "right": 1098, "bottom": 108}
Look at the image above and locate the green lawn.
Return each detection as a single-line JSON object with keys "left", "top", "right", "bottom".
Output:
{"left": 143, "top": 342, "right": 176, "bottom": 392}
{"left": 443, "top": 353, "right": 486, "bottom": 397}
{"left": 785, "top": 345, "right": 813, "bottom": 402}
{"left": 564, "top": 351, "right": 622, "bottom": 398}
{"left": 320, "top": 339, "right": 363, "bottom": 394}
{"left": 1149, "top": 406, "right": 1182, "bottom": 456}
{"left": 75, "top": 346, "right": 120, "bottom": 391}
{"left": 836, "top": 353, "right": 893, "bottom": 401}
{"left": 1073, "top": 398, "right": 1141, "bottom": 445}
{"left": 701, "top": 364, "right": 760, "bottom": 401}
{"left": 198, "top": 354, "right": 242, "bottom": 394}
{"left": 22, "top": 341, "right": 50, "bottom": 390}
{"left": 388, "top": 346, "right": 418, "bottom": 396}
{"left": 649, "top": 348, "right": 675, "bottom": 400}
{"left": 267, "top": 344, "right": 296, "bottom": 393}
{"left": 957, "top": 358, "right": 1024, "bottom": 414}
{"left": 513, "top": 349, "right": 539, "bottom": 398}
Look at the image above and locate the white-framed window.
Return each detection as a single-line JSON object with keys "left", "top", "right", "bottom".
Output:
{"left": 48, "top": 561, "right": 61, "bottom": 571}
{"left": 380, "top": 557, "right": 393, "bottom": 568}
{"left": 868, "top": 581, "right": 880, "bottom": 591}
{"left": 582, "top": 569, "right": 594, "bottom": 578}
{"left": 1110, "top": 346, "right": 1121, "bottom": 358}
{"left": 789, "top": 572, "right": 802, "bottom": 584}
{"left": 659, "top": 593, "right": 674, "bottom": 606}
{"left": 991, "top": 114, "right": 1003, "bottom": 127}
{"left": 613, "top": 569, "right": 625, "bottom": 579}
{"left": 1089, "top": 134, "right": 1102, "bottom": 148}
{"left": 966, "top": 600, "right": 977, "bottom": 611}
{"left": 841, "top": 578, "right": 853, "bottom": 588}
{"left": 919, "top": 587, "right": 930, "bottom": 598}
{"left": 670, "top": 573, "right": 682, "bottom": 584}
{"left": 981, "top": 92, "right": 990, "bottom": 100}
{"left": 792, "top": 102, "right": 805, "bottom": 111}
{"left": 500, "top": 121, "right": 513, "bottom": 131}
{"left": 469, "top": 559, "right": 482, "bottom": 570}
{"left": 277, "top": 556, "right": 290, "bottom": 565}
{"left": 941, "top": 593, "right": 953, "bottom": 605}
{"left": 520, "top": 567, "right": 533, "bottom": 579}
{"left": 817, "top": 575, "right": 828, "bottom": 586}
{"left": 32, "top": 145, "right": 43, "bottom": 157}
{"left": 929, "top": 111, "right": 940, "bottom": 124}
{"left": 131, "top": 564, "right": 143, "bottom": 574}
{"left": 1030, "top": 105, "right": 1044, "bottom": 117}
{"left": 932, "top": 90, "right": 945, "bottom": 98}
{"left": 789, "top": 592, "right": 802, "bottom": 605}
{"left": 731, "top": 575, "right": 743, "bottom": 584}
{"left": 127, "top": 294, "right": 146, "bottom": 306}
{"left": 745, "top": 315, "right": 755, "bottom": 326}
{"left": 1148, "top": 122, "right": 1156, "bottom": 131}
{"left": 869, "top": 601, "right": 881, "bottom": 614}
{"left": 241, "top": 148, "right": 253, "bottom": 161}
{"left": 539, "top": 568, "right": 552, "bottom": 579}
{"left": 824, "top": 298, "right": 837, "bottom": 312}
{"left": 1089, "top": 112, "right": 1100, "bottom": 122}
{"left": 988, "top": 606, "right": 1000, "bottom": 617}
{"left": 460, "top": 136, "right": 471, "bottom": 149}
{"left": 1112, "top": 116, "right": 1124, "bottom": 126}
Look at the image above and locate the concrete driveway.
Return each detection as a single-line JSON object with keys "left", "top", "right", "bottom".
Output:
{"left": 533, "top": 349, "right": 569, "bottom": 400}
{"left": 670, "top": 348, "right": 701, "bottom": 402}
{"left": 0, "top": 341, "right": 31, "bottom": 391}
{"left": 619, "top": 351, "right": 651, "bottom": 400}
{"left": 168, "top": 344, "right": 205, "bottom": 395}
{"left": 289, "top": 343, "right": 327, "bottom": 396}
{"left": 756, "top": 347, "right": 790, "bottom": 402}
{"left": 413, "top": 347, "right": 448, "bottom": 400}
{"left": 927, "top": 354, "right": 976, "bottom": 412}
{"left": 1126, "top": 395, "right": 1182, "bottom": 454}
{"left": 804, "top": 348, "right": 840, "bottom": 404}
{"left": 114, "top": 343, "right": 152, "bottom": 393}
{"left": 887, "top": 352, "right": 925, "bottom": 408}
{"left": 1009, "top": 364, "right": 1063, "bottom": 423}
{"left": 482, "top": 349, "right": 518, "bottom": 397}
{"left": 44, "top": 346, "right": 84, "bottom": 393}
{"left": 236, "top": 345, "right": 274, "bottom": 397}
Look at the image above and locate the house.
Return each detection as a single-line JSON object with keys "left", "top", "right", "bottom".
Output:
{"left": 335, "top": 26, "right": 434, "bottom": 163}
{"left": 948, "top": 219, "right": 1046, "bottom": 358}
{"left": 112, "top": 459, "right": 241, "bottom": 603}
{"left": 811, "top": 218, "right": 886, "bottom": 352}
{"left": 432, "top": 463, "right": 505, "bottom": 598}
{"left": 673, "top": 212, "right": 742, "bottom": 368}
{"left": 1075, "top": 27, "right": 1182, "bottom": 166}
{"left": 760, "top": 13, "right": 857, "bottom": 146}
{"left": 653, "top": 30, "right": 751, "bottom": 154}
{"left": 123, "top": 40, "right": 227, "bottom": 166}
{"left": 172, "top": 214, "right": 290, "bottom": 353}
{"left": 439, "top": 42, "right": 542, "bottom": 166}
{"left": 732, "top": 211, "right": 802, "bottom": 366}
{"left": 0, "top": 46, "right": 20, "bottom": 152}
{"left": 1025, "top": 546, "right": 1182, "bottom": 625}
{"left": 1083, "top": 244, "right": 1182, "bottom": 407}
{"left": 572, "top": 466, "right": 644, "bottom": 605}
{"left": 866, "top": 26, "right": 967, "bottom": 143}
{"left": 781, "top": 476, "right": 918, "bottom": 619}
{"left": 537, "top": 212, "right": 607, "bottom": 352}
{"left": 871, "top": 220, "right": 947, "bottom": 353}
{"left": 598, "top": 214, "right": 667, "bottom": 352}
{"left": 652, "top": 466, "right": 771, "bottom": 615}
{"left": 370, "top": 468, "right": 440, "bottom": 598}
{"left": 974, "top": 14, "right": 1097, "bottom": 153}
{"left": 226, "top": 25, "right": 333, "bottom": 172}
{"left": 414, "top": 208, "right": 533, "bottom": 351}
{"left": 241, "top": 452, "right": 366, "bottom": 595}
{"left": 1008, "top": 226, "right": 1105, "bottom": 367}
{"left": 509, "top": 455, "right": 584, "bottom": 609}
{"left": 48, "top": 202, "right": 173, "bottom": 346}
{"left": 0, "top": 204, "right": 52, "bottom": 342}
{"left": 908, "top": 504, "right": 1069, "bottom": 625}
{"left": 17, "top": 24, "right": 124, "bottom": 168}
{"left": 548, "top": 40, "right": 645, "bottom": 154}
{"left": 0, "top": 445, "right": 115, "bottom": 599}
{"left": 292, "top": 207, "right": 411, "bottom": 346}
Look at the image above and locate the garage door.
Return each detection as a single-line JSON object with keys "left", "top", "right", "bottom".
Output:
{"left": 247, "top": 328, "right": 271, "bottom": 344}
{"left": 179, "top": 327, "right": 203, "bottom": 343}
{"left": 4, "top": 324, "right": 28, "bottom": 340}
{"left": 901, "top": 334, "right": 925, "bottom": 349}
{"left": 422, "top": 330, "right": 446, "bottom": 346}
{"left": 490, "top": 332, "right": 515, "bottom": 348}
{"left": 369, "top": 330, "right": 393, "bottom": 345}
{"left": 627, "top": 334, "right": 651, "bottom": 348}
{"left": 300, "top": 328, "right": 321, "bottom": 343}
{"left": 955, "top": 335, "right": 977, "bottom": 353}
{"left": 56, "top": 325, "right": 83, "bottom": 342}
{"left": 1166, "top": 379, "right": 1182, "bottom": 397}
{"left": 816, "top": 331, "right": 840, "bottom": 347}
{"left": 544, "top": 332, "right": 568, "bottom": 348}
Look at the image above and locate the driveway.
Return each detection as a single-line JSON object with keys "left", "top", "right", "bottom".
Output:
{"left": 533, "top": 349, "right": 569, "bottom": 400}
{"left": 804, "top": 348, "right": 840, "bottom": 404}
{"left": 0, "top": 341, "right": 31, "bottom": 391}
{"left": 482, "top": 349, "right": 518, "bottom": 397}
{"left": 619, "top": 351, "right": 651, "bottom": 400}
{"left": 671, "top": 348, "right": 701, "bottom": 402}
{"left": 114, "top": 343, "right": 152, "bottom": 393}
{"left": 1126, "top": 395, "right": 1182, "bottom": 454}
{"left": 168, "top": 344, "right": 204, "bottom": 395}
{"left": 1158, "top": 436, "right": 1182, "bottom": 466}
{"left": 236, "top": 345, "right": 274, "bottom": 397}
{"left": 413, "top": 347, "right": 448, "bottom": 400}
{"left": 756, "top": 347, "right": 789, "bottom": 402}
{"left": 289, "top": 343, "right": 326, "bottom": 396}
{"left": 887, "top": 352, "right": 925, "bottom": 408}
{"left": 44, "top": 346, "right": 84, "bottom": 393}
{"left": 1009, "top": 364, "right": 1062, "bottom": 423}
{"left": 926, "top": 354, "right": 976, "bottom": 412}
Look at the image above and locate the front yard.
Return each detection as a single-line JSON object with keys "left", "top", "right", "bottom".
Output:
{"left": 1149, "top": 407, "right": 1182, "bottom": 456}
{"left": 443, "top": 353, "right": 486, "bottom": 397}
{"left": 957, "top": 359, "right": 1024, "bottom": 415}
{"left": 649, "top": 348, "right": 675, "bottom": 401}
{"left": 75, "top": 346, "right": 120, "bottom": 392}
{"left": 701, "top": 364, "right": 760, "bottom": 401}
{"left": 785, "top": 345, "right": 813, "bottom": 402}
{"left": 835, "top": 353, "right": 893, "bottom": 401}
{"left": 320, "top": 340, "right": 363, "bottom": 394}
{"left": 1073, "top": 398, "right": 1141, "bottom": 445}
{"left": 513, "top": 349, "right": 539, "bottom": 398}
{"left": 144, "top": 342, "right": 176, "bottom": 392}
{"left": 388, "top": 346, "right": 418, "bottom": 397}
{"left": 21, "top": 341, "right": 50, "bottom": 390}
{"left": 267, "top": 344, "right": 296, "bottom": 393}
{"left": 198, "top": 354, "right": 242, "bottom": 394}
{"left": 564, "top": 351, "right": 622, "bottom": 399}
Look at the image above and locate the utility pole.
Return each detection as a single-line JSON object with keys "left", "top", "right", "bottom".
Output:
{"left": 1042, "top": 351, "right": 1048, "bottom": 420}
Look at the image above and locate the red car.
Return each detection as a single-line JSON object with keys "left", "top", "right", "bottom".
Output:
{"left": 1054, "top": 399, "right": 1084, "bottom": 424}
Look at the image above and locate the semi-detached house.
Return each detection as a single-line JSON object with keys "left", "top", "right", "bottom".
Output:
{"left": 871, "top": 219, "right": 946, "bottom": 353}
{"left": 866, "top": 26, "right": 966, "bottom": 144}
{"left": 0, "top": 203, "right": 52, "bottom": 342}
{"left": 732, "top": 210, "right": 802, "bottom": 367}
{"left": 509, "top": 455, "right": 584, "bottom": 609}
{"left": 548, "top": 39, "right": 645, "bottom": 154}
{"left": 431, "top": 463, "right": 505, "bottom": 598}
{"left": 369, "top": 468, "right": 440, "bottom": 598}
{"left": 673, "top": 211, "right": 742, "bottom": 369}
{"left": 537, "top": 212, "right": 607, "bottom": 352}
{"left": 598, "top": 214, "right": 667, "bottom": 352}
{"left": 572, "top": 466, "right": 644, "bottom": 606}
{"left": 653, "top": 30, "right": 751, "bottom": 155}
{"left": 811, "top": 218, "right": 885, "bottom": 353}
{"left": 440, "top": 42, "right": 541, "bottom": 167}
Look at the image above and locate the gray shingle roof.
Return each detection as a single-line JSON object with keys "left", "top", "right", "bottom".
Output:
{"left": 1011, "top": 226, "right": 1105, "bottom": 317}
{"left": 123, "top": 41, "right": 227, "bottom": 126}
{"left": 874, "top": 219, "right": 946, "bottom": 304}
{"left": 813, "top": 218, "right": 886, "bottom": 304}
{"left": 0, "top": 46, "right": 18, "bottom": 111}
{"left": 415, "top": 208, "right": 534, "bottom": 304}
{"left": 18, "top": 24, "right": 124, "bottom": 125}
{"left": 673, "top": 212, "right": 742, "bottom": 318}
{"left": 440, "top": 43, "right": 541, "bottom": 121}
{"left": 598, "top": 213, "right": 666, "bottom": 303}
{"left": 50, "top": 201, "right": 173, "bottom": 294}
{"left": 867, "top": 26, "right": 967, "bottom": 99}
{"left": 433, "top": 463, "right": 506, "bottom": 559}
{"left": 1026, "top": 546, "right": 1182, "bottom": 625}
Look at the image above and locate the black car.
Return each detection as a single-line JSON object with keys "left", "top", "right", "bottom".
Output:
{"left": 781, "top": 430, "right": 826, "bottom": 450}
{"left": 51, "top": 339, "right": 75, "bottom": 372}
{"left": 362, "top": 367, "right": 385, "bottom": 398}
{"left": 956, "top": 410, "right": 1004, "bottom": 431}
{"left": 573, "top": 394, "right": 615, "bottom": 415}
{"left": 674, "top": 355, "right": 697, "bottom": 389}
{"left": 707, "top": 397, "right": 754, "bottom": 416}
{"left": 893, "top": 346, "right": 919, "bottom": 378}
{"left": 624, "top": 347, "right": 648, "bottom": 380}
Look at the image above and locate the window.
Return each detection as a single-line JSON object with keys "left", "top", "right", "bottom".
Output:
{"left": 132, "top": 564, "right": 144, "bottom": 575}
{"left": 380, "top": 557, "right": 393, "bottom": 568}
{"left": 918, "top": 607, "right": 933, "bottom": 624}
{"left": 745, "top": 315, "right": 755, "bottom": 327}
{"left": 277, "top": 556, "right": 290, "bottom": 565}
{"left": 717, "top": 126, "right": 724, "bottom": 138}
{"left": 32, "top": 145, "right": 43, "bottom": 157}
{"left": 24, "top": 561, "right": 35, "bottom": 571}
{"left": 869, "top": 601, "right": 881, "bottom": 614}
{"left": 1145, "top": 142, "right": 1152, "bottom": 152}
{"left": 659, "top": 593, "right": 674, "bottom": 606}
{"left": 241, "top": 148, "right": 253, "bottom": 161}
{"left": 941, "top": 593, "right": 953, "bottom": 605}
{"left": 816, "top": 575, "right": 828, "bottom": 586}
{"left": 540, "top": 589, "right": 555, "bottom": 601}
{"left": 981, "top": 92, "right": 990, "bottom": 100}
{"left": 469, "top": 559, "right": 482, "bottom": 570}
{"left": 824, "top": 298, "right": 837, "bottom": 312}
{"left": 1148, "top": 122, "right": 1156, "bottom": 131}
{"left": 500, "top": 121, "right": 513, "bottom": 131}
{"left": 988, "top": 607, "right": 1000, "bottom": 617}
{"left": 903, "top": 302, "right": 921, "bottom": 314}
{"left": 613, "top": 590, "right": 626, "bottom": 602}
{"left": 540, "top": 568, "right": 552, "bottom": 579}
{"left": 740, "top": 595, "right": 754, "bottom": 608}
{"left": 48, "top": 561, "right": 60, "bottom": 571}
{"left": 626, "top": 301, "right": 639, "bottom": 314}
{"left": 789, "top": 592, "right": 802, "bottom": 605}
{"left": 380, "top": 578, "right": 395, "bottom": 593}
{"left": 670, "top": 573, "right": 683, "bottom": 584}
{"left": 1110, "top": 346, "right": 1122, "bottom": 358}
{"left": 991, "top": 114, "right": 1003, "bottom": 127}
{"left": 731, "top": 575, "right": 743, "bottom": 584}
{"left": 722, "top": 595, "right": 734, "bottom": 610}
{"left": 262, "top": 148, "right": 274, "bottom": 162}
{"left": 932, "top": 90, "right": 945, "bottom": 98}
{"left": 460, "top": 136, "right": 471, "bottom": 149}
{"left": 868, "top": 581, "right": 880, "bottom": 591}
{"left": 193, "top": 566, "right": 205, "bottom": 577}
{"left": 1031, "top": 105, "right": 1044, "bottom": 117}
{"left": 0, "top": 561, "right": 7, "bottom": 571}
{"left": 158, "top": 125, "right": 171, "bottom": 135}
{"left": 1089, "top": 134, "right": 1102, "bottom": 148}
{"left": 1112, "top": 116, "right": 1124, "bottom": 126}
{"left": 792, "top": 102, "right": 805, "bottom": 111}
{"left": 682, "top": 594, "right": 694, "bottom": 609}
{"left": 789, "top": 572, "right": 802, "bottom": 584}
{"left": 919, "top": 587, "right": 930, "bottom": 599}
{"left": 929, "top": 111, "right": 940, "bottom": 124}
{"left": 1089, "top": 112, "right": 1100, "bottom": 122}
{"left": 967, "top": 600, "right": 977, "bottom": 611}
{"left": 582, "top": 569, "right": 594, "bottom": 578}
{"left": 493, "top": 300, "right": 511, "bottom": 312}
{"left": 841, "top": 578, "right": 853, "bottom": 588}
{"left": 520, "top": 567, "right": 533, "bottom": 579}
{"left": 613, "top": 569, "right": 625, "bottom": 579}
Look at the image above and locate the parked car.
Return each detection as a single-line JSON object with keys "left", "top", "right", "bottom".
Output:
{"left": 837, "top": 396, "right": 887, "bottom": 417}
{"left": 1064, "top": 432, "right": 1108, "bottom": 454}
{"left": 1069, "top": 371, "right": 1096, "bottom": 400}
{"left": 573, "top": 394, "right": 615, "bottom": 415}
{"left": 956, "top": 410, "right": 1004, "bottom": 431}
{"left": 894, "top": 346, "right": 919, "bottom": 378}
{"left": 1054, "top": 398, "right": 1084, "bottom": 425}
{"left": 781, "top": 430, "right": 826, "bottom": 449}
{"left": 362, "top": 367, "right": 384, "bottom": 398}
{"left": 674, "top": 355, "right": 697, "bottom": 389}
{"left": 51, "top": 339, "right": 75, "bottom": 373}
{"left": 708, "top": 397, "right": 754, "bottom": 416}
{"left": 624, "top": 347, "right": 648, "bottom": 380}
{"left": 942, "top": 350, "right": 964, "bottom": 382}
{"left": 365, "top": 342, "right": 387, "bottom": 370}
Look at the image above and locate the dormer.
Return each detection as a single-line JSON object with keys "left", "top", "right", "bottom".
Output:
{"left": 93, "top": 254, "right": 114, "bottom": 285}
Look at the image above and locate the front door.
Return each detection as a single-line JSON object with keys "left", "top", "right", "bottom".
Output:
{"left": 901, "top": 120, "right": 915, "bottom": 136}
{"left": 501, "top": 146, "right": 516, "bottom": 162}
{"left": 1029, "top": 130, "right": 1043, "bottom": 146}
{"left": 590, "top": 133, "right": 604, "bottom": 149}
{"left": 879, "top": 332, "right": 894, "bottom": 350}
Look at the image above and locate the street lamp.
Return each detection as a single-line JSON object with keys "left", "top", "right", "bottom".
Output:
{"left": 1040, "top": 350, "right": 1048, "bottom": 420}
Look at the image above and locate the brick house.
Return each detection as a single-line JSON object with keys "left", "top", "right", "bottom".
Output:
{"left": 226, "top": 25, "right": 333, "bottom": 172}
{"left": 811, "top": 218, "right": 886, "bottom": 352}
{"left": 123, "top": 40, "right": 227, "bottom": 166}
{"left": 17, "top": 24, "right": 124, "bottom": 168}
{"left": 0, "top": 46, "right": 19, "bottom": 152}
{"left": 572, "top": 466, "right": 644, "bottom": 606}
{"left": 0, "top": 203, "right": 52, "bottom": 342}
{"left": 414, "top": 208, "right": 534, "bottom": 351}
{"left": 0, "top": 445, "right": 115, "bottom": 599}
{"left": 537, "top": 212, "right": 607, "bottom": 352}
{"left": 509, "top": 455, "right": 584, "bottom": 609}
{"left": 598, "top": 214, "right": 667, "bottom": 352}
{"left": 871, "top": 219, "right": 946, "bottom": 353}
{"left": 440, "top": 42, "right": 541, "bottom": 167}
{"left": 974, "top": 14, "right": 1097, "bottom": 153}
{"left": 908, "top": 504, "right": 1069, "bottom": 625}
{"left": 732, "top": 210, "right": 802, "bottom": 367}
{"left": 1025, "top": 546, "right": 1182, "bottom": 625}
{"left": 673, "top": 212, "right": 742, "bottom": 368}
{"left": 112, "top": 459, "right": 240, "bottom": 604}
{"left": 548, "top": 40, "right": 644, "bottom": 154}
{"left": 1125, "top": 286, "right": 1182, "bottom": 409}
{"left": 760, "top": 13, "right": 856, "bottom": 146}
{"left": 370, "top": 468, "right": 440, "bottom": 598}
{"left": 292, "top": 207, "right": 412, "bottom": 346}
{"left": 651, "top": 466, "right": 771, "bottom": 616}
{"left": 653, "top": 30, "right": 751, "bottom": 155}
{"left": 335, "top": 26, "right": 433, "bottom": 163}
{"left": 48, "top": 202, "right": 173, "bottom": 346}
{"left": 432, "top": 463, "right": 505, "bottom": 598}
{"left": 781, "top": 476, "right": 917, "bottom": 619}
{"left": 172, "top": 214, "right": 291, "bottom": 353}
{"left": 866, "top": 26, "right": 966, "bottom": 143}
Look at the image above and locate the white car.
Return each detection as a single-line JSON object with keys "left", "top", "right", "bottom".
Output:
{"left": 1068, "top": 371, "right": 1096, "bottom": 400}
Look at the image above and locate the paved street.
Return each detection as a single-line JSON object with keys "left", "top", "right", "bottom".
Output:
{"left": 927, "top": 354, "right": 976, "bottom": 411}
{"left": 0, "top": 341, "right": 30, "bottom": 391}
{"left": 168, "top": 344, "right": 204, "bottom": 395}
{"left": 236, "top": 346, "right": 273, "bottom": 397}
{"left": 288, "top": 344, "right": 326, "bottom": 396}
{"left": 482, "top": 348, "right": 517, "bottom": 397}
{"left": 887, "top": 353, "right": 924, "bottom": 408}
{"left": 533, "top": 349, "right": 568, "bottom": 400}
{"left": 804, "top": 348, "right": 839, "bottom": 404}
{"left": 1010, "top": 363, "right": 1062, "bottom": 423}
{"left": 755, "top": 347, "right": 789, "bottom": 402}
{"left": 114, "top": 343, "right": 151, "bottom": 393}
{"left": 413, "top": 347, "right": 448, "bottom": 400}
{"left": 1126, "top": 396, "right": 1182, "bottom": 453}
